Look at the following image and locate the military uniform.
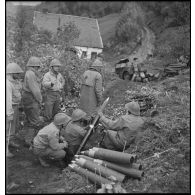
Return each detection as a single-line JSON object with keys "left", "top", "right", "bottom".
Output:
{"left": 61, "top": 121, "right": 86, "bottom": 155}
{"left": 33, "top": 122, "right": 66, "bottom": 159}
{"left": 6, "top": 76, "right": 22, "bottom": 137}
{"left": 80, "top": 59, "right": 103, "bottom": 118}
{"left": 42, "top": 69, "right": 65, "bottom": 121}
{"left": 100, "top": 115, "right": 145, "bottom": 151}
{"left": 100, "top": 102, "right": 145, "bottom": 151}
{"left": 6, "top": 63, "right": 23, "bottom": 157}
{"left": 23, "top": 68, "right": 43, "bottom": 128}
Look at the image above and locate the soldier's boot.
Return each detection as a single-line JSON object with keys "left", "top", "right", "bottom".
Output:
{"left": 38, "top": 157, "right": 50, "bottom": 167}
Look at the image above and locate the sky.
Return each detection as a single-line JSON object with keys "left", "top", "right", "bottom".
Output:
{"left": 12, "top": 1, "right": 41, "bottom": 6}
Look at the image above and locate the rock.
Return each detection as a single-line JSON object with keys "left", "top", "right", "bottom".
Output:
{"left": 7, "top": 182, "right": 20, "bottom": 191}
{"left": 56, "top": 188, "right": 66, "bottom": 193}
{"left": 17, "top": 161, "right": 33, "bottom": 168}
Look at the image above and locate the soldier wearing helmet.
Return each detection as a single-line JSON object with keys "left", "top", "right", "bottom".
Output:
{"left": 60, "top": 109, "right": 88, "bottom": 158}
{"left": 98, "top": 101, "right": 145, "bottom": 151}
{"left": 33, "top": 113, "right": 70, "bottom": 167}
{"left": 42, "top": 58, "right": 65, "bottom": 121}
{"left": 80, "top": 58, "right": 103, "bottom": 119}
{"left": 22, "top": 56, "right": 44, "bottom": 145}
{"left": 6, "top": 63, "right": 23, "bottom": 157}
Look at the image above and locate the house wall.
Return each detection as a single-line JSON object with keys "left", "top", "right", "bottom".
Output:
{"left": 74, "top": 46, "right": 102, "bottom": 59}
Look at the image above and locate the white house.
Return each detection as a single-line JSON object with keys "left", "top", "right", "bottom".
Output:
{"left": 33, "top": 11, "right": 103, "bottom": 59}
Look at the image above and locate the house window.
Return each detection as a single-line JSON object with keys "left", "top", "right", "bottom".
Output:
{"left": 91, "top": 52, "right": 97, "bottom": 60}
{"left": 81, "top": 51, "right": 87, "bottom": 59}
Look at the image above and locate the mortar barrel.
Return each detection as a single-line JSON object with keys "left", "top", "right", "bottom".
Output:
{"left": 75, "top": 158, "right": 126, "bottom": 182}
{"left": 68, "top": 163, "right": 113, "bottom": 186}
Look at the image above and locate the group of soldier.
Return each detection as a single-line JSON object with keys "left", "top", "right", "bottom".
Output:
{"left": 6, "top": 54, "right": 146, "bottom": 167}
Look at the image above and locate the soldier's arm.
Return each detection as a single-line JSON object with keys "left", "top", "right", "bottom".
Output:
{"left": 6, "top": 82, "right": 14, "bottom": 117}
{"left": 76, "top": 125, "right": 87, "bottom": 137}
{"left": 27, "top": 71, "right": 42, "bottom": 103}
{"left": 49, "top": 131, "right": 66, "bottom": 150}
{"left": 100, "top": 115, "right": 123, "bottom": 131}
{"left": 42, "top": 73, "right": 52, "bottom": 88}
{"left": 59, "top": 73, "right": 65, "bottom": 88}
{"left": 95, "top": 74, "right": 103, "bottom": 106}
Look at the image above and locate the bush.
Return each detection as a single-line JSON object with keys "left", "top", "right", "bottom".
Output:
{"left": 6, "top": 8, "right": 90, "bottom": 97}
{"left": 114, "top": 2, "right": 143, "bottom": 45}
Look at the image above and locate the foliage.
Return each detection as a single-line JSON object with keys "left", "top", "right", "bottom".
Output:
{"left": 140, "top": 1, "right": 190, "bottom": 27}
{"left": 36, "top": 2, "right": 125, "bottom": 18}
{"left": 114, "top": 2, "right": 143, "bottom": 53}
{"left": 6, "top": 6, "right": 88, "bottom": 97}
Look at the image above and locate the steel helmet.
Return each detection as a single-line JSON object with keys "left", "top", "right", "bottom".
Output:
{"left": 125, "top": 102, "right": 140, "bottom": 116}
{"left": 71, "top": 109, "right": 87, "bottom": 122}
{"left": 27, "top": 56, "right": 42, "bottom": 67}
{"left": 91, "top": 59, "right": 103, "bottom": 67}
{"left": 6, "top": 63, "right": 23, "bottom": 74}
{"left": 50, "top": 59, "right": 62, "bottom": 67}
{"left": 54, "top": 113, "right": 71, "bottom": 126}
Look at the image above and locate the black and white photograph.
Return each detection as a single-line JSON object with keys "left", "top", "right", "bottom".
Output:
{"left": 5, "top": 1, "right": 191, "bottom": 193}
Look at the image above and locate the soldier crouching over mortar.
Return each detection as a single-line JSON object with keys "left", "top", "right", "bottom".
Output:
{"left": 61, "top": 109, "right": 88, "bottom": 159}
{"left": 98, "top": 102, "right": 145, "bottom": 151}
{"left": 32, "top": 113, "right": 69, "bottom": 167}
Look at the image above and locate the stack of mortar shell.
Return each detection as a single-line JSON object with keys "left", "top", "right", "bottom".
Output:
{"left": 69, "top": 147, "right": 144, "bottom": 186}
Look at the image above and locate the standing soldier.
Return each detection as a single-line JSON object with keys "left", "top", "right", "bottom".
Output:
{"left": 6, "top": 63, "right": 23, "bottom": 157}
{"left": 42, "top": 59, "right": 65, "bottom": 122}
{"left": 22, "top": 56, "right": 43, "bottom": 145}
{"left": 80, "top": 58, "right": 103, "bottom": 119}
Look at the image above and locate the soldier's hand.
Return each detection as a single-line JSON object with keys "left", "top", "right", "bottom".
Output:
{"left": 98, "top": 110, "right": 103, "bottom": 117}
{"left": 59, "top": 136, "right": 65, "bottom": 142}
{"left": 63, "top": 141, "right": 68, "bottom": 149}
{"left": 7, "top": 115, "right": 13, "bottom": 122}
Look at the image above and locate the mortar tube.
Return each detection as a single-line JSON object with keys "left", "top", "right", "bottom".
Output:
{"left": 75, "top": 158, "right": 126, "bottom": 183}
{"left": 94, "top": 159, "right": 144, "bottom": 180}
{"left": 89, "top": 147, "right": 137, "bottom": 164}
{"left": 77, "top": 155, "right": 142, "bottom": 170}
{"left": 68, "top": 163, "right": 113, "bottom": 186}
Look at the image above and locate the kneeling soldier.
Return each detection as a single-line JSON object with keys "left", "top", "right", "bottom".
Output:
{"left": 33, "top": 113, "right": 69, "bottom": 167}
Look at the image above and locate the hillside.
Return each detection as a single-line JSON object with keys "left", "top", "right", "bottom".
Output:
{"left": 98, "top": 13, "right": 120, "bottom": 45}
{"left": 6, "top": 2, "right": 190, "bottom": 194}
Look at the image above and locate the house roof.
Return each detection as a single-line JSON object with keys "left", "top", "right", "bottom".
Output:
{"left": 33, "top": 11, "right": 103, "bottom": 49}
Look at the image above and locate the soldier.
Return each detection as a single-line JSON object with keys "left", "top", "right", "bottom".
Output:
{"left": 42, "top": 59, "right": 65, "bottom": 122}
{"left": 98, "top": 102, "right": 145, "bottom": 151}
{"left": 6, "top": 63, "right": 24, "bottom": 157}
{"left": 131, "top": 57, "right": 140, "bottom": 81}
{"left": 33, "top": 113, "right": 69, "bottom": 167}
{"left": 80, "top": 59, "right": 103, "bottom": 119}
{"left": 22, "top": 56, "right": 44, "bottom": 146}
{"left": 61, "top": 109, "right": 88, "bottom": 157}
